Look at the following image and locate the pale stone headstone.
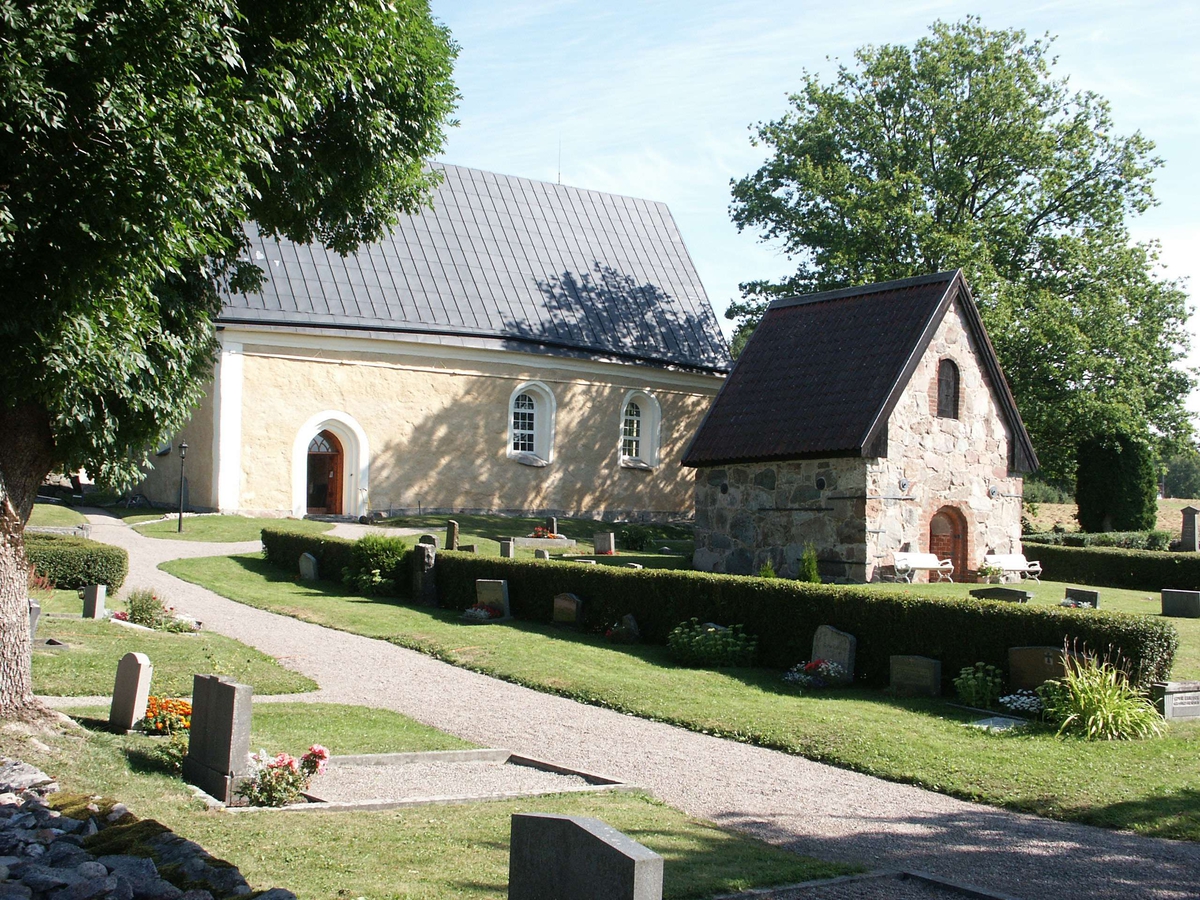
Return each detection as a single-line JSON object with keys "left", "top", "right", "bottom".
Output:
{"left": 182, "top": 674, "right": 253, "bottom": 804}
{"left": 534, "top": 549, "right": 550, "bottom": 560}
{"left": 298, "top": 552, "right": 319, "bottom": 581}
{"left": 109, "top": 652, "right": 153, "bottom": 733}
{"left": 1008, "top": 646, "right": 1083, "bottom": 690}
{"left": 811, "top": 625, "right": 856, "bottom": 680}
{"left": 1153, "top": 681, "right": 1200, "bottom": 719}
{"left": 553, "top": 593, "right": 583, "bottom": 625}
{"left": 418, "top": 534, "right": 438, "bottom": 549}
{"left": 624, "top": 563, "right": 644, "bottom": 569}
{"left": 500, "top": 540, "right": 516, "bottom": 559}
{"left": 446, "top": 520, "right": 459, "bottom": 551}
{"left": 594, "top": 533, "right": 616, "bottom": 554}
{"left": 1182, "top": 507, "right": 1200, "bottom": 553}
{"left": 545, "top": 516, "right": 558, "bottom": 535}
{"left": 1162, "top": 589, "right": 1200, "bottom": 618}
{"left": 459, "top": 544, "right": 477, "bottom": 553}
{"left": 82, "top": 584, "right": 106, "bottom": 619}
{"left": 890, "top": 655, "right": 941, "bottom": 697}
{"left": 28, "top": 600, "right": 41, "bottom": 642}
{"left": 1064, "top": 588, "right": 1100, "bottom": 608}
{"left": 509, "top": 813, "right": 663, "bottom": 900}
{"left": 476, "top": 579, "right": 511, "bottom": 618}
{"left": 412, "top": 543, "right": 436, "bottom": 606}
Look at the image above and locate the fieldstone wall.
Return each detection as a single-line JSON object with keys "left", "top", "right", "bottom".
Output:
{"left": 692, "top": 459, "right": 868, "bottom": 580}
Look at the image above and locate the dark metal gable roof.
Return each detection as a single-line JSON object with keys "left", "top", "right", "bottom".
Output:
{"left": 681, "top": 271, "right": 1037, "bottom": 471}
{"left": 219, "top": 164, "right": 730, "bottom": 373}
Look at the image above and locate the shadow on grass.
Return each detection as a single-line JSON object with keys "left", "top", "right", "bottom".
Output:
{"left": 1082, "top": 787, "right": 1200, "bottom": 837}
{"left": 123, "top": 745, "right": 180, "bottom": 778}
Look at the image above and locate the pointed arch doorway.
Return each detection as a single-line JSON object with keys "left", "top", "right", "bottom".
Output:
{"left": 306, "top": 430, "right": 343, "bottom": 515}
{"left": 929, "top": 506, "right": 968, "bottom": 582}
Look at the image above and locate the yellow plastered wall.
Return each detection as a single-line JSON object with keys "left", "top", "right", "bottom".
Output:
{"left": 135, "top": 386, "right": 216, "bottom": 509}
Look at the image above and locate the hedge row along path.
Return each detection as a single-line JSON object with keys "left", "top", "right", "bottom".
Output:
{"left": 64, "top": 509, "right": 1200, "bottom": 900}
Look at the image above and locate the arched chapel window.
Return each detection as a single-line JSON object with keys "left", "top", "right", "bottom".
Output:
{"left": 619, "top": 391, "right": 661, "bottom": 469}
{"left": 937, "top": 359, "right": 960, "bottom": 419}
{"left": 508, "top": 382, "right": 555, "bottom": 466}
{"left": 511, "top": 393, "right": 536, "bottom": 453}
{"left": 622, "top": 402, "right": 642, "bottom": 460}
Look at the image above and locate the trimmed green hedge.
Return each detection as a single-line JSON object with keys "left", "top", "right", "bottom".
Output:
{"left": 435, "top": 553, "right": 1177, "bottom": 688}
{"left": 25, "top": 533, "right": 128, "bottom": 590}
{"left": 261, "top": 527, "right": 354, "bottom": 582}
{"left": 1024, "top": 530, "right": 1171, "bottom": 551}
{"left": 1031, "top": 543, "right": 1200, "bottom": 593}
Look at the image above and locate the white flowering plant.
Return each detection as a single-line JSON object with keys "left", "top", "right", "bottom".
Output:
{"left": 783, "top": 658, "right": 847, "bottom": 689}
{"left": 999, "top": 689, "right": 1043, "bottom": 716}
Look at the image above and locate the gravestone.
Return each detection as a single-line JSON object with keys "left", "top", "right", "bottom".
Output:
{"left": 890, "top": 655, "right": 941, "bottom": 697}
{"left": 82, "top": 584, "right": 106, "bottom": 619}
{"left": 1162, "top": 589, "right": 1200, "bottom": 618}
{"left": 811, "top": 625, "right": 856, "bottom": 681}
{"left": 182, "top": 675, "right": 253, "bottom": 804}
{"left": 1008, "top": 646, "right": 1082, "bottom": 690}
{"left": 624, "top": 563, "right": 644, "bottom": 570}
{"left": 968, "top": 587, "right": 1031, "bottom": 604}
{"left": 109, "top": 652, "right": 153, "bottom": 733}
{"left": 460, "top": 544, "right": 477, "bottom": 554}
{"left": 1181, "top": 507, "right": 1200, "bottom": 553}
{"left": 476, "top": 579, "right": 511, "bottom": 618}
{"left": 577, "top": 559, "right": 597, "bottom": 565}
{"left": 545, "top": 516, "right": 558, "bottom": 535}
{"left": 500, "top": 540, "right": 516, "bottom": 559}
{"left": 1064, "top": 588, "right": 1101, "bottom": 609}
{"left": 28, "top": 600, "right": 41, "bottom": 642}
{"left": 298, "top": 552, "right": 319, "bottom": 581}
{"left": 1153, "top": 681, "right": 1200, "bottom": 720}
{"left": 446, "top": 520, "right": 460, "bottom": 551}
{"left": 594, "top": 533, "right": 616, "bottom": 555}
{"left": 508, "top": 813, "right": 663, "bottom": 900}
{"left": 412, "top": 543, "right": 437, "bottom": 606}
{"left": 535, "top": 549, "right": 550, "bottom": 560}
{"left": 418, "top": 534, "right": 438, "bottom": 549}
{"left": 553, "top": 593, "right": 583, "bottom": 625}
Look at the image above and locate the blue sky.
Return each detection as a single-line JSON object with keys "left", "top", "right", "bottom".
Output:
{"left": 430, "top": 1, "right": 1200, "bottom": 407}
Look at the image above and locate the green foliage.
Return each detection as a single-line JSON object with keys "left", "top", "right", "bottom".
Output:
{"left": 434, "top": 553, "right": 1177, "bottom": 688}
{"left": 1037, "top": 657, "right": 1164, "bottom": 740}
{"left": 1023, "top": 477, "right": 1074, "bottom": 505}
{"left": 619, "top": 525, "right": 653, "bottom": 551}
{"left": 727, "top": 18, "right": 1192, "bottom": 482}
{"left": 1023, "top": 530, "right": 1172, "bottom": 551}
{"left": 342, "top": 534, "right": 409, "bottom": 596}
{"left": 667, "top": 619, "right": 758, "bottom": 668}
{"left": 25, "top": 534, "right": 128, "bottom": 590}
{"left": 1163, "top": 450, "right": 1200, "bottom": 499}
{"left": 147, "top": 733, "right": 189, "bottom": 776}
{"left": 1076, "top": 433, "right": 1158, "bottom": 532}
{"left": 799, "top": 545, "right": 821, "bottom": 584}
{"left": 261, "top": 527, "right": 355, "bottom": 585}
{"left": 125, "top": 589, "right": 168, "bottom": 629}
{"left": 953, "top": 663, "right": 1004, "bottom": 709}
{"left": 757, "top": 559, "right": 777, "bottom": 578}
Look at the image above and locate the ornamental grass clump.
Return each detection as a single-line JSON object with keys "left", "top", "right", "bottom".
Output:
{"left": 238, "top": 745, "right": 330, "bottom": 807}
{"left": 1037, "top": 654, "right": 1163, "bottom": 741}
{"left": 667, "top": 619, "right": 757, "bottom": 667}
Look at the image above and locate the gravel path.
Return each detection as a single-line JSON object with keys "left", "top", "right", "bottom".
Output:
{"left": 69, "top": 510, "right": 1200, "bottom": 899}
{"left": 308, "top": 759, "right": 589, "bottom": 803}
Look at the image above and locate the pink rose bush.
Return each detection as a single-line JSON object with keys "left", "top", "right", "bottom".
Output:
{"left": 237, "top": 744, "right": 330, "bottom": 806}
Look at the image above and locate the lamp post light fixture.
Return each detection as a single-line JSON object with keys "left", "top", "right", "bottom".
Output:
{"left": 177, "top": 442, "right": 188, "bottom": 533}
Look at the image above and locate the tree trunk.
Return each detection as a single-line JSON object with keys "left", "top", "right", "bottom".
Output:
{"left": 0, "top": 403, "right": 55, "bottom": 717}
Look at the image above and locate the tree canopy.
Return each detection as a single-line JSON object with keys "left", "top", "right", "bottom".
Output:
{"left": 728, "top": 18, "right": 1192, "bottom": 483}
{"left": 0, "top": 0, "right": 457, "bottom": 713}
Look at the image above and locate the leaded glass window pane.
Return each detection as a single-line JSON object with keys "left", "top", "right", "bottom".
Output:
{"left": 512, "top": 393, "right": 536, "bottom": 452}
{"left": 622, "top": 402, "right": 642, "bottom": 458}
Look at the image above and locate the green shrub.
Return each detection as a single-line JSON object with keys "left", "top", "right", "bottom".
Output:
{"left": 667, "top": 619, "right": 757, "bottom": 667}
{"left": 125, "top": 588, "right": 168, "bottom": 628}
{"left": 618, "top": 525, "right": 652, "bottom": 551}
{"left": 1023, "top": 530, "right": 1172, "bottom": 551}
{"left": 433, "top": 553, "right": 1177, "bottom": 688}
{"left": 1022, "top": 476, "right": 1073, "bottom": 504}
{"left": 953, "top": 663, "right": 1004, "bottom": 709}
{"left": 757, "top": 559, "right": 777, "bottom": 578}
{"left": 1029, "top": 543, "right": 1200, "bottom": 595}
{"left": 799, "top": 545, "right": 821, "bottom": 583}
{"left": 1037, "top": 656, "right": 1164, "bottom": 740}
{"left": 1075, "top": 433, "right": 1158, "bottom": 532}
{"left": 261, "top": 527, "right": 355, "bottom": 582}
{"left": 25, "top": 533, "right": 128, "bottom": 590}
{"left": 343, "top": 534, "right": 409, "bottom": 596}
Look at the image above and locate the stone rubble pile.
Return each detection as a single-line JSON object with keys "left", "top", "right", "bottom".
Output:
{"left": 1, "top": 759, "right": 295, "bottom": 900}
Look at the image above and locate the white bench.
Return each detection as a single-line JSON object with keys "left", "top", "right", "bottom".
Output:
{"left": 893, "top": 552, "right": 954, "bottom": 583}
{"left": 984, "top": 553, "right": 1042, "bottom": 583}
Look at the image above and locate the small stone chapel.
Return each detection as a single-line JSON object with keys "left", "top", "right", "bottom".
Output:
{"left": 682, "top": 271, "right": 1038, "bottom": 582}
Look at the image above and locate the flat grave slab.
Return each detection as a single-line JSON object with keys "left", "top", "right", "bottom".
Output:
{"left": 515, "top": 537, "right": 578, "bottom": 550}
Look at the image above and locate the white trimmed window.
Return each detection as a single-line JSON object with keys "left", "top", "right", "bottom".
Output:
{"left": 507, "top": 381, "right": 556, "bottom": 466}
{"left": 619, "top": 390, "right": 661, "bottom": 469}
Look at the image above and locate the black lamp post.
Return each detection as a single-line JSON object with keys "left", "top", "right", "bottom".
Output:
{"left": 177, "top": 442, "right": 188, "bottom": 533}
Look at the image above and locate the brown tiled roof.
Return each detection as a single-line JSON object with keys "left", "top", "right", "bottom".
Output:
{"left": 681, "top": 271, "right": 1037, "bottom": 471}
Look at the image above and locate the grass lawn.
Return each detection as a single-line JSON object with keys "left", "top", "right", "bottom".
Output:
{"left": 135, "top": 515, "right": 333, "bottom": 543}
{"left": 33, "top": 615, "right": 317, "bottom": 697}
{"left": 164, "top": 553, "right": 1200, "bottom": 842}
{"left": 29, "top": 501, "right": 88, "bottom": 527}
{"left": 5, "top": 704, "right": 849, "bottom": 899}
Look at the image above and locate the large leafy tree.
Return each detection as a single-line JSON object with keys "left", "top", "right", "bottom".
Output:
{"left": 0, "top": 0, "right": 457, "bottom": 714}
{"left": 728, "top": 18, "right": 1192, "bottom": 482}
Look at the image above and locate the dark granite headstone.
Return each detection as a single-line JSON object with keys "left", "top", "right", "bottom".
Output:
{"left": 1162, "top": 590, "right": 1200, "bottom": 618}
{"left": 500, "top": 540, "right": 516, "bottom": 559}
{"left": 1181, "top": 507, "right": 1200, "bottom": 553}
{"left": 545, "top": 516, "right": 558, "bottom": 535}
{"left": 890, "top": 655, "right": 941, "bottom": 697}
{"left": 418, "top": 534, "right": 438, "bottom": 549}
{"left": 182, "top": 675, "right": 253, "bottom": 804}
{"left": 1064, "top": 588, "right": 1100, "bottom": 608}
{"left": 969, "top": 587, "right": 1032, "bottom": 604}
{"left": 553, "top": 593, "right": 583, "bottom": 625}
{"left": 446, "top": 520, "right": 459, "bottom": 551}
{"left": 412, "top": 543, "right": 437, "bottom": 605}
{"left": 1008, "top": 647, "right": 1083, "bottom": 690}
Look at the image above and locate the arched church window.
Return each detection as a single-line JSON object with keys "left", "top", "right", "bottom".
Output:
{"left": 937, "top": 359, "right": 960, "bottom": 419}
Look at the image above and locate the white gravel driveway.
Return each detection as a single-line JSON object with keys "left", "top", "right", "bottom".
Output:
{"left": 69, "top": 511, "right": 1200, "bottom": 899}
